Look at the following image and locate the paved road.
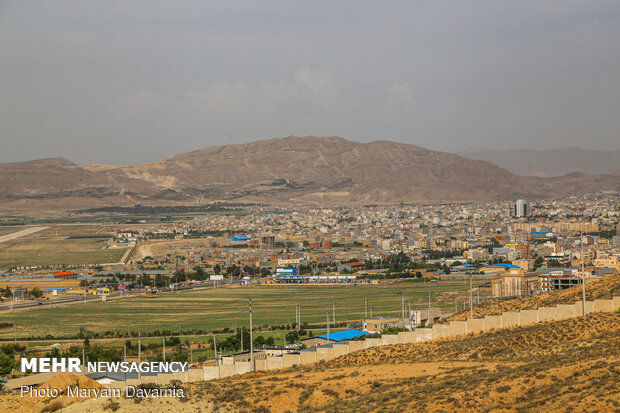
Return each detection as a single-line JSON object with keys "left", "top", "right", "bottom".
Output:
{"left": 0, "top": 226, "right": 49, "bottom": 244}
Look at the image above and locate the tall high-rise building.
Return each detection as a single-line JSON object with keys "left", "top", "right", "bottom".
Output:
{"left": 513, "top": 199, "right": 529, "bottom": 217}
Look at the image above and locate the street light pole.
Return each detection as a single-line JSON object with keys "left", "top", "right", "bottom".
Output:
{"left": 213, "top": 334, "right": 218, "bottom": 366}
{"left": 398, "top": 292, "right": 404, "bottom": 328}
{"left": 470, "top": 275, "right": 474, "bottom": 319}
{"left": 581, "top": 225, "right": 586, "bottom": 316}
{"left": 249, "top": 298, "right": 254, "bottom": 371}
{"left": 326, "top": 312, "right": 330, "bottom": 342}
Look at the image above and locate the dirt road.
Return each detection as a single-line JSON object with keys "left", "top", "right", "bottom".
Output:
{"left": 0, "top": 226, "right": 49, "bottom": 244}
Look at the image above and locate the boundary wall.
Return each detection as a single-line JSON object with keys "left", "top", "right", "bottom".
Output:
{"left": 14, "top": 297, "right": 616, "bottom": 391}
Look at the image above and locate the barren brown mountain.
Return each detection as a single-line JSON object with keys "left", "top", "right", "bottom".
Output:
{"left": 1, "top": 136, "right": 619, "bottom": 210}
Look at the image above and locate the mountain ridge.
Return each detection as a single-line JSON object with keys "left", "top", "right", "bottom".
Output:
{"left": 1, "top": 136, "right": 618, "bottom": 209}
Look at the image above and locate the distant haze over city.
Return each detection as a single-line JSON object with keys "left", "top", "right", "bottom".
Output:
{"left": 2, "top": 2, "right": 620, "bottom": 164}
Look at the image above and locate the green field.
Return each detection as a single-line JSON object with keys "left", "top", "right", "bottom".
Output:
{"left": 0, "top": 282, "right": 479, "bottom": 339}
{"left": 0, "top": 224, "right": 128, "bottom": 269}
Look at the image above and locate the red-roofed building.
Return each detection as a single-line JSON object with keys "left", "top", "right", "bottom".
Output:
{"left": 52, "top": 271, "right": 78, "bottom": 279}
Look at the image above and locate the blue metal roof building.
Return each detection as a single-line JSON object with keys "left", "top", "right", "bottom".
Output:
{"left": 230, "top": 236, "right": 251, "bottom": 242}
{"left": 491, "top": 263, "right": 520, "bottom": 269}
{"left": 315, "top": 329, "right": 371, "bottom": 342}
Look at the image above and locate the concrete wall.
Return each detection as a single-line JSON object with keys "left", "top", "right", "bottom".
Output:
{"left": 364, "top": 338, "right": 383, "bottom": 348}
{"left": 254, "top": 359, "right": 268, "bottom": 371}
{"left": 466, "top": 318, "right": 484, "bottom": 334}
{"left": 126, "top": 378, "right": 140, "bottom": 387}
{"left": 203, "top": 366, "right": 220, "bottom": 381}
{"left": 415, "top": 328, "right": 433, "bottom": 342}
{"left": 556, "top": 304, "right": 576, "bottom": 320}
{"left": 593, "top": 299, "right": 614, "bottom": 313}
{"left": 171, "top": 371, "right": 188, "bottom": 383}
{"left": 333, "top": 343, "right": 350, "bottom": 357}
{"left": 234, "top": 362, "right": 251, "bottom": 375}
{"left": 188, "top": 369, "right": 203, "bottom": 382}
{"left": 538, "top": 306, "right": 557, "bottom": 322}
{"left": 282, "top": 353, "right": 301, "bottom": 368}
{"left": 141, "top": 375, "right": 157, "bottom": 384}
{"left": 519, "top": 310, "right": 538, "bottom": 326}
{"left": 432, "top": 324, "right": 450, "bottom": 339}
{"left": 299, "top": 350, "right": 317, "bottom": 365}
{"left": 108, "top": 381, "right": 127, "bottom": 391}
{"left": 348, "top": 340, "right": 365, "bottom": 353}
{"left": 381, "top": 335, "right": 398, "bottom": 346}
{"left": 483, "top": 315, "right": 502, "bottom": 331}
{"left": 448, "top": 321, "right": 467, "bottom": 337}
{"left": 614, "top": 296, "right": 620, "bottom": 312}
{"left": 574, "top": 300, "right": 595, "bottom": 316}
{"left": 219, "top": 364, "right": 235, "bottom": 378}
{"left": 397, "top": 331, "right": 416, "bottom": 344}
{"left": 157, "top": 373, "right": 172, "bottom": 385}
{"left": 267, "top": 357, "right": 283, "bottom": 370}
{"left": 316, "top": 346, "right": 334, "bottom": 361}
{"left": 501, "top": 312, "right": 520, "bottom": 328}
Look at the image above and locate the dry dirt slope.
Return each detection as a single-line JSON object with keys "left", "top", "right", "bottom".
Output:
{"left": 58, "top": 310, "right": 619, "bottom": 413}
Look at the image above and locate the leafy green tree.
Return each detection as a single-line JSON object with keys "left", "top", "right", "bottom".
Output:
{"left": 285, "top": 331, "right": 300, "bottom": 343}
{"left": 0, "top": 353, "right": 16, "bottom": 375}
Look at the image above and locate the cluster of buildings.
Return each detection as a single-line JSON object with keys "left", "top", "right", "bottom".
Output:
{"left": 1, "top": 195, "right": 618, "bottom": 299}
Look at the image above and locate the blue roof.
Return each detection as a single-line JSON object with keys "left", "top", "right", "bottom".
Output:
{"left": 492, "top": 263, "right": 520, "bottom": 269}
{"left": 458, "top": 264, "right": 474, "bottom": 267}
{"left": 316, "top": 329, "right": 371, "bottom": 342}
{"left": 230, "top": 236, "right": 251, "bottom": 242}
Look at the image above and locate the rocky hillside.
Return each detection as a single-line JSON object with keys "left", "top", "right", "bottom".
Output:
{"left": 2, "top": 136, "right": 619, "bottom": 209}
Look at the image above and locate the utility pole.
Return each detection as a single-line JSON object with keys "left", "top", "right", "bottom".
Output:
{"left": 470, "top": 275, "right": 474, "bottom": 319}
{"left": 123, "top": 343, "right": 126, "bottom": 361}
{"left": 163, "top": 337, "right": 166, "bottom": 362}
{"left": 364, "top": 297, "right": 368, "bottom": 318}
{"left": 428, "top": 291, "right": 431, "bottom": 308}
{"left": 138, "top": 332, "right": 142, "bottom": 381}
{"left": 249, "top": 298, "right": 254, "bottom": 371}
{"left": 213, "top": 334, "right": 218, "bottom": 366}
{"left": 332, "top": 300, "right": 336, "bottom": 324}
{"left": 581, "top": 224, "right": 586, "bottom": 316}
{"left": 240, "top": 327, "right": 244, "bottom": 352}
{"left": 398, "top": 292, "right": 404, "bottom": 328}
{"left": 326, "top": 312, "right": 330, "bottom": 342}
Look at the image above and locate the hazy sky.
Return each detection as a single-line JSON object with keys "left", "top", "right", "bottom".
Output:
{"left": 1, "top": 1, "right": 620, "bottom": 164}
